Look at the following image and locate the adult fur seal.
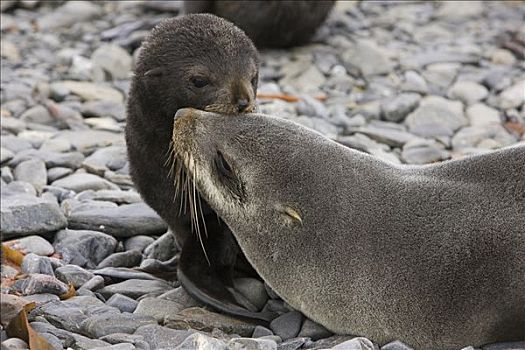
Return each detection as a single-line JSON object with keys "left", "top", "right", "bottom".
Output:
{"left": 171, "top": 108, "right": 525, "bottom": 349}
{"left": 125, "top": 14, "right": 271, "bottom": 320}
{"left": 183, "top": 1, "right": 335, "bottom": 48}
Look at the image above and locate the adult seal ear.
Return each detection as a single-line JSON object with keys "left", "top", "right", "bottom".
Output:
{"left": 183, "top": 0, "right": 336, "bottom": 48}
{"left": 125, "top": 14, "right": 268, "bottom": 320}
{"left": 171, "top": 108, "right": 525, "bottom": 350}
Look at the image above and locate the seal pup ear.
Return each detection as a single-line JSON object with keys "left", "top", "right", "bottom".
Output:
{"left": 143, "top": 67, "right": 164, "bottom": 78}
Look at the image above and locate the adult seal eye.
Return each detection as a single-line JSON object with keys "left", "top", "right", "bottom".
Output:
{"left": 216, "top": 151, "right": 233, "bottom": 178}
{"left": 191, "top": 76, "right": 209, "bottom": 88}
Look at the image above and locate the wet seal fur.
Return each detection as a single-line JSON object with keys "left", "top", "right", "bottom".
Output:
{"left": 125, "top": 14, "right": 269, "bottom": 320}
{"left": 183, "top": 0, "right": 335, "bottom": 48}
{"left": 171, "top": 108, "right": 525, "bottom": 350}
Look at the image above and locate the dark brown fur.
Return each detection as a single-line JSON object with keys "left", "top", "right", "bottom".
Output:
{"left": 184, "top": 0, "right": 336, "bottom": 48}
{"left": 125, "top": 14, "right": 261, "bottom": 318}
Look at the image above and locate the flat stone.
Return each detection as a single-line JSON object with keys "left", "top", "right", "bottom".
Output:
{"left": 234, "top": 277, "right": 269, "bottom": 311}
{"left": 278, "top": 337, "right": 309, "bottom": 350}
{"left": 81, "top": 100, "right": 126, "bottom": 122}
{"left": 1, "top": 135, "right": 33, "bottom": 153}
{"left": 2, "top": 181, "right": 37, "bottom": 196}
{"left": 498, "top": 79, "right": 525, "bottom": 109}
{"left": 13, "top": 273, "right": 69, "bottom": 296}
{"left": 79, "top": 275, "right": 105, "bottom": 292}
{"left": 331, "top": 337, "right": 376, "bottom": 350}
{"left": 49, "top": 81, "right": 123, "bottom": 102}
{"left": 297, "top": 319, "right": 332, "bottom": 341}
{"left": 1, "top": 338, "right": 29, "bottom": 350}
{"left": 401, "top": 71, "right": 428, "bottom": 94}
{"left": 1, "top": 193, "right": 67, "bottom": 239}
{"left": 19, "top": 105, "right": 54, "bottom": 127}
{"left": 92, "top": 44, "right": 132, "bottom": 80}
{"left": 447, "top": 81, "right": 488, "bottom": 105}
{"left": 52, "top": 173, "right": 120, "bottom": 192}
{"left": 229, "top": 337, "right": 277, "bottom": 350}
{"left": 21, "top": 253, "right": 55, "bottom": 275}
{"left": 37, "top": 1, "right": 102, "bottom": 30}
{"left": 8, "top": 149, "right": 85, "bottom": 169}
{"left": 55, "top": 265, "right": 95, "bottom": 288}
{"left": 405, "top": 96, "right": 467, "bottom": 137}
{"left": 381, "top": 93, "right": 420, "bottom": 122}
{"left": 4, "top": 235, "right": 54, "bottom": 256}
{"left": 381, "top": 340, "right": 415, "bottom": 350}
{"left": 52, "top": 130, "right": 124, "bottom": 154}
{"left": 81, "top": 313, "right": 156, "bottom": 339}
{"left": 99, "top": 333, "right": 147, "bottom": 348}
{"left": 13, "top": 159, "right": 47, "bottom": 192}
{"left": 341, "top": 39, "right": 394, "bottom": 76}
{"left": 96, "top": 250, "right": 143, "bottom": 269}
{"left": 253, "top": 326, "right": 274, "bottom": 338}
{"left": 22, "top": 293, "right": 60, "bottom": 307}
{"left": 144, "top": 231, "right": 179, "bottom": 261}
{"left": 82, "top": 146, "right": 127, "bottom": 176}
{"left": 124, "top": 235, "right": 155, "bottom": 252}
{"left": 269, "top": 311, "right": 304, "bottom": 341}
{"left": 1, "top": 147, "right": 14, "bottom": 164}
{"left": 47, "top": 167, "right": 73, "bottom": 182}
{"left": 133, "top": 297, "right": 188, "bottom": 322}
{"left": 98, "top": 279, "right": 173, "bottom": 299}
{"left": 158, "top": 286, "right": 202, "bottom": 308}
{"left": 90, "top": 344, "right": 135, "bottom": 350}
{"left": 165, "top": 307, "right": 257, "bottom": 337}
{"left": 53, "top": 229, "right": 118, "bottom": 269}
{"left": 466, "top": 103, "right": 501, "bottom": 126}
{"left": 106, "top": 294, "right": 139, "bottom": 313}
{"left": 92, "top": 267, "right": 163, "bottom": 281}
{"left": 352, "top": 123, "right": 419, "bottom": 148}
{"left": 134, "top": 324, "right": 193, "bottom": 349}
{"left": 451, "top": 125, "right": 516, "bottom": 150}
{"left": 68, "top": 202, "right": 167, "bottom": 237}
{"left": 401, "top": 139, "right": 449, "bottom": 164}
{"left": 76, "top": 189, "right": 141, "bottom": 204}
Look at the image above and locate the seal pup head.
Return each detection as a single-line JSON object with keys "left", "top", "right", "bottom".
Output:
{"left": 134, "top": 13, "right": 259, "bottom": 129}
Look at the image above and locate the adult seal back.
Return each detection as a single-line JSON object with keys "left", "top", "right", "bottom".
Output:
{"left": 125, "top": 14, "right": 268, "bottom": 320}
{"left": 183, "top": 0, "right": 336, "bottom": 48}
{"left": 171, "top": 108, "right": 525, "bottom": 350}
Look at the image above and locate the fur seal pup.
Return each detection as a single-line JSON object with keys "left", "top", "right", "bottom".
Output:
{"left": 183, "top": 1, "right": 336, "bottom": 48}
{"left": 125, "top": 14, "right": 272, "bottom": 320}
{"left": 171, "top": 108, "right": 525, "bottom": 349}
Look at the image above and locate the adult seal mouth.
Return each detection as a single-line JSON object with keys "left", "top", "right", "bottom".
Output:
{"left": 170, "top": 107, "right": 525, "bottom": 350}
{"left": 125, "top": 14, "right": 266, "bottom": 321}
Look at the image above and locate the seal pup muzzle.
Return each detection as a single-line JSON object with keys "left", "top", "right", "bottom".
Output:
{"left": 171, "top": 108, "right": 525, "bottom": 350}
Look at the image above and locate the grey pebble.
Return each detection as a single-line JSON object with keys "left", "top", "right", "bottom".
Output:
{"left": 81, "top": 100, "right": 126, "bottom": 122}
{"left": 21, "top": 253, "right": 55, "bottom": 275}
{"left": 100, "top": 333, "right": 149, "bottom": 350}
{"left": 37, "top": 1, "right": 102, "bottom": 30}
{"left": 381, "top": 93, "right": 420, "bottom": 123}
{"left": 277, "top": 337, "right": 309, "bottom": 350}
{"left": 143, "top": 231, "right": 178, "bottom": 261}
{"left": 297, "top": 319, "right": 333, "bottom": 341}
{"left": 352, "top": 122, "right": 419, "bottom": 148}
{"left": 401, "top": 139, "right": 449, "bottom": 164}
{"left": 1, "top": 147, "right": 15, "bottom": 164}
{"left": 97, "top": 250, "right": 143, "bottom": 269}
{"left": 43, "top": 185, "right": 76, "bottom": 202}
{"left": 253, "top": 326, "right": 274, "bottom": 338}
{"left": 176, "top": 332, "right": 229, "bottom": 350}
{"left": 47, "top": 167, "right": 73, "bottom": 182}
{"left": 52, "top": 172, "right": 120, "bottom": 192}
{"left": 82, "top": 146, "right": 127, "bottom": 176}
{"left": 4, "top": 235, "right": 54, "bottom": 256}
{"left": 13, "top": 273, "right": 69, "bottom": 296}
{"left": 79, "top": 275, "right": 106, "bottom": 291}
{"left": 229, "top": 337, "right": 278, "bottom": 350}
{"left": 92, "top": 267, "right": 163, "bottom": 281}
{"left": 22, "top": 293, "right": 61, "bottom": 306}
{"left": 134, "top": 324, "right": 193, "bottom": 349}
{"left": 133, "top": 297, "right": 188, "bottom": 322}
{"left": 76, "top": 189, "right": 142, "bottom": 204}
{"left": 106, "top": 293, "right": 139, "bottom": 313}
{"left": 1, "top": 135, "right": 33, "bottom": 153}
{"left": 341, "top": 39, "right": 393, "bottom": 76}
{"left": 52, "top": 129, "right": 124, "bottom": 154}
{"left": 1, "top": 166, "right": 14, "bottom": 183}
{"left": 234, "top": 277, "right": 269, "bottom": 311}
{"left": 13, "top": 158, "right": 47, "bottom": 192}
{"left": 451, "top": 124, "right": 516, "bottom": 151}
{"left": 1, "top": 338, "right": 29, "bottom": 350}
{"left": 381, "top": 340, "right": 415, "bottom": 350}
{"left": 1, "top": 193, "right": 67, "bottom": 239}
{"left": 331, "top": 337, "right": 376, "bottom": 350}
{"left": 80, "top": 313, "right": 156, "bottom": 339}
{"left": 91, "top": 44, "right": 132, "bottom": 81}
{"left": 125, "top": 235, "right": 156, "bottom": 252}
{"left": 269, "top": 311, "right": 304, "bottom": 341}
{"left": 2, "top": 180, "right": 37, "bottom": 196}
{"left": 53, "top": 229, "right": 117, "bottom": 269}
{"left": 55, "top": 264, "right": 95, "bottom": 288}
{"left": 90, "top": 344, "right": 136, "bottom": 350}
{"left": 98, "top": 279, "right": 173, "bottom": 299}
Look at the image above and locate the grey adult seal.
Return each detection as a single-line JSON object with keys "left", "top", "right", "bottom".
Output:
{"left": 183, "top": 0, "right": 335, "bottom": 48}
{"left": 125, "top": 14, "right": 272, "bottom": 320}
{"left": 170, "top": 108, "right": 525, "bottom": 349}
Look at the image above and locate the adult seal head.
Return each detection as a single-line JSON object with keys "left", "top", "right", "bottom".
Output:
{"left": 171, "top": 108, "right": 525, "bottom": 350}
{"left": 184, "top": 0, "right": 335, "bottom": 48}
{"left": 125, "top": 14, "right": 266, "bottom": 320}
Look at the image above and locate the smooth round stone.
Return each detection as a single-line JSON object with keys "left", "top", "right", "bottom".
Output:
{"left": 381, "top": 93, "right": 421, "bottom": 123}
{"left": 252, "top": 325, "right": 274, "bottom": 338}
{"left": 229, "top": 337, "right": 278, "bottom": 350}
{"left": 134, "top": 324, "right": 193, "bottom": 349}
{"left": 47, "top": 167, "right": 73, "bottom": 182}
{"left": 175, "top": 332, "right": 228, "bottom": 350}
{"left": 80, "top": 313, "right": 156, "bottom": 339}
{"left": 98, "top": 279, "right": 173, "bottom": 299}
{"left": 269, "top": 311, "right": 304, "bottom": 341}
{"left": 124, "top": 235, "right": 155, "bottom": 253}
{"left": 96, "top": 250, "right": 143, "bottom": 269}
{"left": 80, "top": 275, "right": 105, "bottom": 291}
{"left": 448, "top": 81, "right": 488, "bottom": 105}
{"left": 1, "top": 338, "right": 29, "bottom": 350}
{"left": 22, "top": 293, "right": 60, "bottom": 306}
{"left": 4, "top": 235, "right": 54, "bottom": 256}
{"left": 106, "top": 293, "right": 139, "bottom": 313}
{"left": 332, "top": 337, "right": 376, "bottom": 350}
{"left": 133, "top": 297, "right": 187, "bottom": 322}
{"left": 143, "top": 231, "right": 178, "bottom": 261}
{"left": 13, "top": 273, "right": 69, "bottom": 296}
{"left": 21, "top": 253, "right": 55, "bottom": 276}
{"left": 55, "top": 264, "right": 95, "bottom": 288}
{"left": 381, "top": 340, "right": 415, "bottom": 350}
{"left": 297, "top": 318, "right": 333, "bottom": 341}
{"left": 51, "top": 172, "right": 120, "bottom": 192}
{"left": 234, "top": 277, "right": 269, "bottom": 311}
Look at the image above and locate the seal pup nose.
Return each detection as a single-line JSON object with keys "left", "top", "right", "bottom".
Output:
{"left": 237, "top": 99, "right": 249, "bottom": 113}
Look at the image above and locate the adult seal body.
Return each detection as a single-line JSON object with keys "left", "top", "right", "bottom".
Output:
{"left": 184, "top": 0, "right": 335, "bottom": 48}
{"left": 171, "top": 108, "right": 525, "bottom": 350}
{"left": 125, "top": 14, "right": 265, "bottom": 319}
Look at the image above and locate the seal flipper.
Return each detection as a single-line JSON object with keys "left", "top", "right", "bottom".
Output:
{"left": 178, "top": 220, "right": 276, "bottom": 322}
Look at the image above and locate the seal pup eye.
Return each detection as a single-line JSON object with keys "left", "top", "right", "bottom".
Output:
{"left": 215, "top": 151, "right": 234, "bottom": 178}
{"left": 191, "top": 76, "right": 209, "bottom": 88}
